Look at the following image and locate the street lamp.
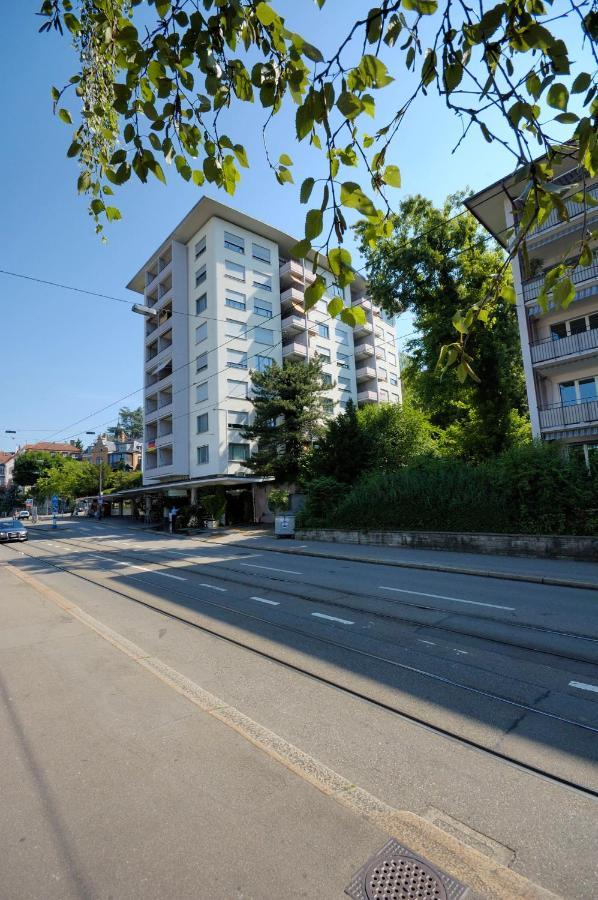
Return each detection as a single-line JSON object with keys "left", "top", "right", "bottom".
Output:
{"left": 5, "top": 429, "right": 16, "bottom": 434}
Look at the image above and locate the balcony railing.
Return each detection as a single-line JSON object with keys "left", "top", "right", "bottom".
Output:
{"left": 527, "top": 185, "right": 598, "bottom": 240}
{"left": 531, "top": 327, "right": 598, "bottom": 365}
{"left": 523, "top": 260, "right": 598, "bottom": 303}
{"left": 539, "top": 397, "right": 598, "bottom": 430}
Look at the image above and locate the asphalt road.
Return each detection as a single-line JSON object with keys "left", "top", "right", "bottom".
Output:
{"left": 2, "top": 519, "right": 598, "bottom": 898}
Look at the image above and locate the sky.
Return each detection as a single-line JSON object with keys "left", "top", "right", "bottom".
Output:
{"left": 0, "top": 2, "right": 590, "bottom": 451}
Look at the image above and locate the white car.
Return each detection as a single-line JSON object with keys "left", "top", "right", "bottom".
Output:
{"left": 16, "top": 509, "right": 31, "bottom": 520}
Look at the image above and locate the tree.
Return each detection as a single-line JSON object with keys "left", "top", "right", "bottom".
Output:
{"left": 34, "top": 457, "right": 107, "bottom": 500}
{"left": 242, "top": 359, "right": 328, "bottom": 484}
{"left": 107, "top": 406, "right": 143, "bottom": 440}
{"left": 306, "top": 400, "right": 369, "bottom": 485}
{"left": 40, "top": 0, "right": 597, "bottom": 375}
{"left": 13, "top": 451, "right": 59, "bottom": 488}
{"left": 358, "top": 193, "right": 529, "bottom": 459}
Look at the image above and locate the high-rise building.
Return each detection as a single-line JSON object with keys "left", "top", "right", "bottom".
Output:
{"left": 466, "top": 162, "right": 598, "bottom": 466}
{"left": 127, "top": 197, "right": 401, "bottom": 489}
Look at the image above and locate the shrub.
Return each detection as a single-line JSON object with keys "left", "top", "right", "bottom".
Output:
{"left": 297, "top": 477, "right": 345, "bottom": 528}
{"left": 268, "top": 489, "right": 290, "bottom": 513}
{"left": 201, "top": 492, "right": 227, "bottom": 522}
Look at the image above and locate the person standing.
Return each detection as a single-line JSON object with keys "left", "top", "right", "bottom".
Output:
{"left": 169, "top": 505, "right": 178, "bottom": 534}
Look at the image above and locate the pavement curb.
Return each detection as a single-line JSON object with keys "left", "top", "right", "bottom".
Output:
{"left": 4, "top": 560, "right": 560, "bottom": 900}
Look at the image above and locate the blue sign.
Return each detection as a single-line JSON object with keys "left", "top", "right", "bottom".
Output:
{"left": 51, "top": 495, "right": 59, "bottom": 512}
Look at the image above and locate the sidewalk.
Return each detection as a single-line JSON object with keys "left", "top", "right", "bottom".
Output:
{"left": 47, "top": 516, "right": 598, "bottom": 591}
{"left": 0, "top": 562, "right": 387, "bottom": 900}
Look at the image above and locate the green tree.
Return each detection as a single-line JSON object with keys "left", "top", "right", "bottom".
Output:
{"left": 13, "top": 451, "right": 59, "bottom": 488}
{"left": 41, "top": 0, "right": 597, "bottom": 372}
{"left": 108, "top": 406, "right": 143, "bottom": 440}
{"left": 106, "top": 469, "right": 142, "bottom": 492}
{"left": 243, "top": 359, "right": 328, "bottom": 484}
{"left": 35, "top": 457, "right": 108, "bottom": 501}
{"left": 306, "top": 400, "right": 369, "bottom": 484}
{"left": 358, "top": 193, "right": 529, "bottom": 459}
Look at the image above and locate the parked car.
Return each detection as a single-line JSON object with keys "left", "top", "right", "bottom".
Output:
{"left": 0, "top": 518, "right": 28, "bottom": 542}
{"left": 16, "top": 509, "right": 31, "bottom": 519}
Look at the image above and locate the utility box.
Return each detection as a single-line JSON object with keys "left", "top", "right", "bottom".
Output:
{"left": 274, "top": 514, "right": 295, "bottom": 538}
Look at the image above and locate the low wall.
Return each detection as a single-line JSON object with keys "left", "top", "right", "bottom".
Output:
{"left": 295, "top": 528, "right": 598, "bottom": 561}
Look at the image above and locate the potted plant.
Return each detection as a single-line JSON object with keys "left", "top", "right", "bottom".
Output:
{"left": 201, "top": 492, "right": 226, "bottom": 529}
{"left": 268, "top": 489, "right": 295, "bottom": 538}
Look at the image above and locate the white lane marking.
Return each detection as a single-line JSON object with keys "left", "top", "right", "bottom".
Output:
{"left": 236, "top": 553, "right": 263, "bottom": 559}
{"left": 199, "top": 583, "right": 227, "bottom": 592}
{"left": 251, "top": 596, "right": 280, "bottom": 606}
{"left": 453, "top": 649, "right": 468, "bottom": 655}
{"left": 312, "top": 613, "right": 354, "bottom": 625}
{"left": 379, "top": 586, "right": 515, "bottom": 611}
{"left": 417, "top": 639, "right": 436, "bottom": 646}
{"left": 569, "top": 680, "right": 598, "bottom": 694}
{"left": 239, "top": 562, "right": 302, "bottom": 575}
{"left": 154, "top": 571, "right": 187, "bottom": 581}
{"left": 88, "top": 554, "right": 185, "bottom": 580}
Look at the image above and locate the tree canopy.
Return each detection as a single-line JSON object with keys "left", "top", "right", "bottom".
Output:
{"left": 242, "top": 358, "right": 328, "bottom": 483}
{"left": 40, "top": 0, "right": 598, "bottom": 374}
{"left": 107, "top": 405, "right": 144, "bottom": 440}
{"left": 357, "top": 192, "right": 530, "bottom": 458}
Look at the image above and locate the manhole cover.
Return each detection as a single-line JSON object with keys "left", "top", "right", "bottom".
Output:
{"left": 346, "top": 839, "right": 468, "bottom": 900}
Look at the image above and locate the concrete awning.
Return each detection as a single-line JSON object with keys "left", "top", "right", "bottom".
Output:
{"left": 80, "top": 474, "right": 273, "bottom": 503}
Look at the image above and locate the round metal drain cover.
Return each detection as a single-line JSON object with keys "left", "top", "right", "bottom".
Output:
{"left": 365, "top": 853, "right": 448, "bottom": 900}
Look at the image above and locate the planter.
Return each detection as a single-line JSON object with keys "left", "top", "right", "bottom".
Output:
{"left": 274, "top": 514, "right": 295, "bottom": 538}
{"left": 205, "top": 519, "right": 219, "bottom": 529}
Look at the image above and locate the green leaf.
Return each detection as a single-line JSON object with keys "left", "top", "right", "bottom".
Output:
{"left": 553, "top": 277, "right": 575, "bottom": 308}
{"left": 66, "top": 141, "right": 81, "bottom": 158}
{"left": 579, "top": 244, "right": 593, "bottom": 267}
{"left": 500, "top": 285, "right": 516, "bottom": 304}
{"left": 402, "top": 0, "right": 438, "bottom": 12}
{"left": 546, "top": 82, "right": 569, "bottom": 110}
{"left": 337, "top": 91, "right": 363, "bottom": 120}
{"left": 302, "top": 42, "right": 323, "bottom": 63}
{"left": 90, "top": 199, "right": 105, "bottom": 215}
{"left": 105, "top": 206, "right": 122, "bottom": 221}
{"left": 382, "top": 165, "right": 401, "bottom": 188}
{"left": 255, "top": 2, "right": 278, "bottom": 27}
{"left": 340, "top": 182, "right": 377, "bottom": 217}
{"left": 279, "top": 153, "right": 293, "bottom": 166}
{"left": 305, "top": 208, "right": 323, "bottom": 240}
{"left": 277, "top": 166, "right": 294, "bottom": 185}
{"left": 340, "top": 308, "right": 357, "bottom": 327}
{"left": 327, "top": 297, "right": 344, "bottom": 317}
{"left": 366, "top": 7, "right": 383, "bottom": 44}
{"left": 123, "top": 123, "right": 135, "bottom": 143}
{"left": 304, "top": 275, "right": 326, "bottom": 310}
{"left": 300, "top": 177, "right": 315, "bottom": 204}
{"left": 350, "top": 304, "right": 366, "bottom": 325}
{"left": 291, "top": 238, "right": 311, "bottom": 258}
{"left": 192, "top": 170, "right": 205, "bottom": 186}
{"left": 150, "top": 161, "right": 166, "bottom": 184}
{"left": 327, "top": 246, "right": 352, "bottom": 276}
{"left": 296, "top": 103, "right": 314, "bottom": 141}
{"left": 58, "top": 108, "right": 72, "bottom": 124}
{"left": 571, "top": 72, "right": 592, "bottom": 94}
{"left": 233, "top": 144, "right": 249, "bottom": 168}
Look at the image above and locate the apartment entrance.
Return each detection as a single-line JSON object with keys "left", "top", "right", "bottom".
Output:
{"left": 225, "top": 488, "right": 254, "bottom": 525}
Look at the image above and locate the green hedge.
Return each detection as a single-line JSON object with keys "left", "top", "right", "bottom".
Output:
{"left": 298, "top": 443, "right": 597, "bottom": 535}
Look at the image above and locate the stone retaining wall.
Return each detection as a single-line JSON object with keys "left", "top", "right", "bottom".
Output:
{"left": 295, "top": 528, "right": 598, "bottom": 561}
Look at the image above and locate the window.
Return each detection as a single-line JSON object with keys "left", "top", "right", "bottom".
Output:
{"left": 224, "top": 231, "right": 245, "bottom": 254}
{"left": 551, "top": 313, "right": 598, "bottom": 341}
{"left": 390, "top": 374, "right": 398, "bottom": 386}
{"left": 254, "top": 298, "right": 273, "bottom": 318}
{"left": 579, "top": 377, "right": 597, "bottom": 402}
{"left": 560, "top": 381, "right": 577, "bottom": 406}
{"left": 317, "top": 345, "right": 331, "bottom": 363}
{"left": 336, "top": 330, "right": 349, "bottom": 346}
{"left": 337, "top": 352, "right": 350, "bottom": 368}
{"left": 197, "top": 445, "right": 209, "bottom": 465}
{"left": 196, "top": 293, "right": 207, "bottom": 314}
{"left": 225, "top": 259, "right": 245, "bottom": 281}
{"left": 318, "top": 323, "right": 330, "bottom": 339}
{"left": 338, "top": 375, "right": 351, "bottom": 391}
{"left": 550, "top": 322, "right": 567, "bottom": 340}
{"left": 225, "top": 289, "right": 246, "bottom": 311}
{"left": 375, "top": 327, "right": 383, "bottom": 339}
{"left": 195, "top": 322, "right": 207, "bottom": 343}
{"left": 570, "top": 317, "right": 587, "bottom": 336}
{"left": 196, "top": 352, "right": 208, "bottom": 372}
{"left": 195, "top": 264, "right": 206, "bottom": 288}
{"left": 227, "top": 349, "right": 247, "bottom": 369}
{"left": 379, "top": 368, "right": 388, "bottom": 380}
{"left": 252, "top": 243, "right": 271, "bottom": 264}
{"left": 388, "top": 353, "right": 397, "bottom": 365}
{"left": 380, "top": 389, "right": 389, "bottom": 401}
{"left": 197, "top": 413, "right": 209, "bottom": 433}
{"left": 226, "top": 319, "right": 247, "bottom": 340}
{"left": 339, "top": 400, "right": 349, "bottom": 412}
{"left": 322, "top": 373, "right": 333, "bottom": 387}
{"left": 317, "top": 299, "right": 328, "bottom": 313}
{"left": 228, "top": 410, "right": 249, "bottom": 427}
{"left": 255, "top": 354, "right": 273, "bottom": 373}
{"left": 227, "top": 378, "right": 248, "bottom": 398}
{"left": 228, "top": 442, "right": 250, "bottom": 461}
{"left": 253, "top": 270, "right": 272, "bottom": 292}
{"left": 196, "top": 381, "right": 208, "bottom": 403}
{"left": 195, "top": 236, "right": 206, "bottom": 258}
{"left": 322, "top": 398, "right": 334, "bottom": 414}
{"left": 254, "top": 327, "right": 274, "bottom": 345}
{"left": 328, "top": 282, "right": 343, "bottom": 298}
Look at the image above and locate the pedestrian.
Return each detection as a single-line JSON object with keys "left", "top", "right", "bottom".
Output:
{"left": 169, "top": 505, "right": 178, "bottom": 534}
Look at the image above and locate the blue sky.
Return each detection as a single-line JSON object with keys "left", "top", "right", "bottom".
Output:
{"left": 0, "top": 3, "right": 588, "bottom": 450}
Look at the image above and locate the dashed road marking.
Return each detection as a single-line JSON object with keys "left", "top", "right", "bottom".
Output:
{"left": 418, "top": 639, "right": 436, "bottom": 646}
{"left": 251, "top": 596, "right": 280, "bottom": 606}
{"left": 311, "top": 613, "right": 354, "bottom": 625}
{"left": 239, "top": 562, "right": 303, "bottom": 575}
{"left": 199, "top": 583, "right": 227, "bottom": 592}
{"left": 379, "top": 585, "right": 515, "bottom": 611}
{"left": 569, "top": 680, "right": 598, "bottom": 694}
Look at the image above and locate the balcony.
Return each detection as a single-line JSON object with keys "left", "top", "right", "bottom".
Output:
{"left": 279, "top": 259, "right": 315, "bottom": 288}
{"left": 527, "top": 185, "right": 598, "bottom": 241}
{"left": 281, "top": 313, "right": 306, "bottom": 335}
{"left": 539, "top": 397, "right": 598, "bottom": 431}
{"left": 357, "top": 389, "right": 378, "bottom": 405}
{"left": 523, "top": 260, "right": 598, "bottom": 303}
{"left": 531, "top": 327, "right": 598, "bottom": 368}
{"left": 355, "top": 365, "right": 376, "bottom": 383}
{"left": 282, "top": 340, "right": 308, "bottom": 361}
{"left": 280, "top": 286, "right": 305, "bottom": 309}
{"left": 354, "top": 321, "right": 373, "bottom": 339}
{"left": 354, "top": 343, "right": 374, "bottom": 361}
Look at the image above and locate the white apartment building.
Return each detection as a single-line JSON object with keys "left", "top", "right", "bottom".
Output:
{"left": 127, "top": 197, "right": 401, "bottom": 492}
{"left": 466, "top": 163, "right": 598, "bottom": 466}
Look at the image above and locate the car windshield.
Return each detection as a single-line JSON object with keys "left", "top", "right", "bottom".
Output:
{"left": 0, "top": 519, "right": 21, "bottom": 527}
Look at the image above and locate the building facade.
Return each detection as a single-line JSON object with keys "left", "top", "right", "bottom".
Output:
{"left": 128, "top": 198, "right": 401, "bottom": 488}
{"left": 18, "top": 442, "right": 82, "bottom": 459}
{"left": 466, "top": 163, "right": 598, "bottom": 466}
{"left": 0, "top": 452, "right": 15, "bottom": 488}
